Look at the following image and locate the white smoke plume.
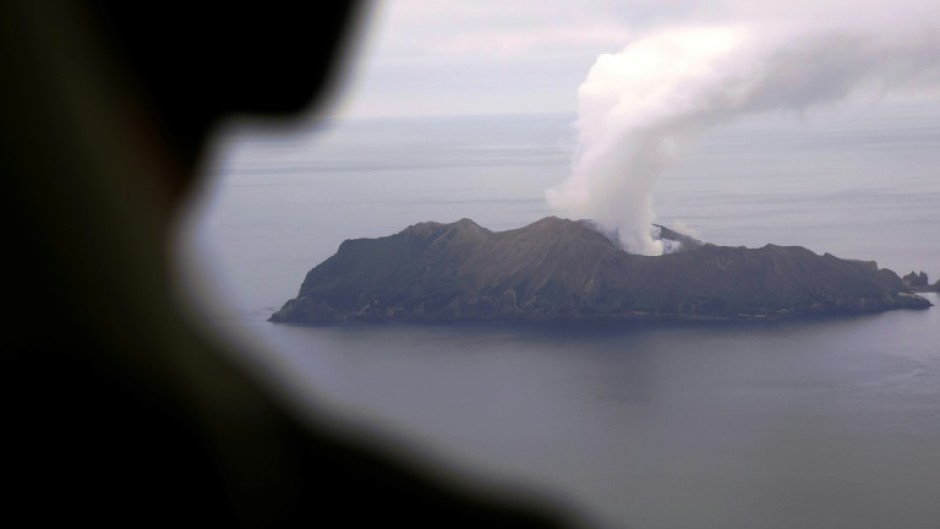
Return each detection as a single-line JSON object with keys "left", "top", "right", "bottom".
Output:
{"left": 547, "top": 14, "right": 940, "bottom": 255}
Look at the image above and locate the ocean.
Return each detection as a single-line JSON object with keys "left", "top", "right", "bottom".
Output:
{"left": 177, "top": 101, "right": 940, "bottom": 529}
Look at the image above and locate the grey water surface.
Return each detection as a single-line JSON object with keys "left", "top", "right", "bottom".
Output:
{"left": 180, "top": 102, "right": 940, "bottom": 529}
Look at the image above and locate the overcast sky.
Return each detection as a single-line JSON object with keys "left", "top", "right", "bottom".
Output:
{"left": 330, "top": 0, "right": 940, "bottom": 119}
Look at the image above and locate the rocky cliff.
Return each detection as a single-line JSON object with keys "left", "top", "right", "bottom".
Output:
{"left": 271, "top": 217, "right": 931, "bottom": 323}
{"left": 902, "top": 270, "right": 940, "bottom": 292}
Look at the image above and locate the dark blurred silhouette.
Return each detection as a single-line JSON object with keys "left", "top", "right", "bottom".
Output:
{"left": 2, "top": 2, "right": 581, "bottom": 526}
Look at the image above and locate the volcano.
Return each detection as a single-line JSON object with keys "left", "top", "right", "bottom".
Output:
{"left": 270, "top": 217, "right": 931, "bottom": 323}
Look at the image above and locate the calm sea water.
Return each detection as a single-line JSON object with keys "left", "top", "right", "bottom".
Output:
{"left": 178, "top": 101, "right": 940, "bottom": 529}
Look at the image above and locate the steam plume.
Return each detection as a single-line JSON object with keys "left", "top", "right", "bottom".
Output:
{"left": 548, "top": 21, "right": 940, "bottom": 255}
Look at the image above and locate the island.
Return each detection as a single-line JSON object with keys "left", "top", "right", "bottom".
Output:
{"left": 270, "top": 217, "right": 932, "bottom": 323}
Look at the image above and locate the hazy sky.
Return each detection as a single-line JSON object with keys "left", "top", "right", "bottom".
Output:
{"left": 332, "top": 0, "right": 940, "bottom": 119}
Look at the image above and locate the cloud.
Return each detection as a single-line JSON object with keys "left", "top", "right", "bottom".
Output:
{"left": 339, "top": 0, "right": 712, "bottom": 117}
{"left": 547, "top": 4, "right": 940, "bottom": 254}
